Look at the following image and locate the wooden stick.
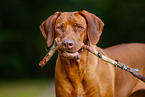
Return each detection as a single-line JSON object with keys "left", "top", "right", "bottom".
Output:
{"left": 39, "top": 43, "right": 58, "bottom": 67}
{"left": 82, "top": 45, "right": 145, "bottom": 82}
{"left": 39, "top": 43, "right": 145, "bottom": 82}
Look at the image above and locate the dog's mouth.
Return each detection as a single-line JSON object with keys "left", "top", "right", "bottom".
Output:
{"left": 55, "top": 38, "right": 84, "bottom": 59}
{"left": 58, "top": 48, "right": 83, "bottom": 59}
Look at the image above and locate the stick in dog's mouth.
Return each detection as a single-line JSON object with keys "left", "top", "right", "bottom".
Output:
{"left": 58, "top": 48, "right": 83, "bottom": 59}
{"left": 39, "top": 43, "right": 145, "bottom": 83}
{"left": 39, "top": 42, "right": 83, "bottom": 67}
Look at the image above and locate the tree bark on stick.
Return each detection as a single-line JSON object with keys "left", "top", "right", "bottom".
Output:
{"left": 39, "top": 44, "right": 145, "bottom": 82}
{"left": 82, "top": 45, "right": 145, "bottom": 83}
{"left": 39, "top": 43, "right": 58, "bottom": 67}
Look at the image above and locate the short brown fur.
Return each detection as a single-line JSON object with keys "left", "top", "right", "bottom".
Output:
{"left": 40, "top": 10, "right": 145, "bottom": 97}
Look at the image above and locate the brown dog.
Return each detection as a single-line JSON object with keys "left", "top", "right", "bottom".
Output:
{"left": 40, "top": 10, "right": 145, "bottom": 97}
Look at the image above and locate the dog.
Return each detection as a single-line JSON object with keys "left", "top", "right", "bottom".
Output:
{"left": 40, "top": 10, "right": 145, "bottom": 97}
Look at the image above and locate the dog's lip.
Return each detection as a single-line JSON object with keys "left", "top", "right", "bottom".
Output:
{"left": 58, "top": 48, "right": 82, "bottom": 59}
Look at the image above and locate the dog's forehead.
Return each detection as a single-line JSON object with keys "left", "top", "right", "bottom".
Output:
{"left": 56, "top": 12, "right": 86, "bottom": 24}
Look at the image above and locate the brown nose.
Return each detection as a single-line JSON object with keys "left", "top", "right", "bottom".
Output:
{"left": 62, "top": 40, "right": 74, "bottom": 50}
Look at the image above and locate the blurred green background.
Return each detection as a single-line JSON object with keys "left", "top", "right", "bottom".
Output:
{"left": 0, "top": 0, "right": 145, "bottom": 97}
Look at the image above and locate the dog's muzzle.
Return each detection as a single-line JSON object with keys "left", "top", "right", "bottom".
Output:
{"left": 58, "top": 48, "right": 83, "bottom": 59}
{"left": 55, "top": 38, "right": 84, "bottom": 59}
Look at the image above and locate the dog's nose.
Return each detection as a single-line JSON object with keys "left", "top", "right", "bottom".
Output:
{"left": 62, "top": 40, "right": 74, "bottom": 49}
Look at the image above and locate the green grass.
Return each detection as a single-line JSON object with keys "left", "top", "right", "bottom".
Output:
{"left": 0, "top": 79, "right": 55, "bottom": 97}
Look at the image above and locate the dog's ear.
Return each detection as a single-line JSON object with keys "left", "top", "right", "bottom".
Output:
{"left": 79, "top": 10, "right": 104, "bottom": 45}
{"left": 40, "top": 12, "right": 61, "bottom": 47}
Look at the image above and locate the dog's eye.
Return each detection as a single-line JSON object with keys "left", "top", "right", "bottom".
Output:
{"left": 57, "top": 26, "right": 62, "bottom": 30}
{"left": 77, "top": 26, "right": 83, "bottom": 30}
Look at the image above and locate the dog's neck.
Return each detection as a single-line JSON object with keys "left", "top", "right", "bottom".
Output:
{"left": 58, "top": 42, "right": 93, "bottom": 82}
{"left": 58, "top": 50, "right": 87, "bottom": 80}
{"left": 58, "top": 51, "right": 87, "bottom": 96}
{"left": 57, "top": 43, "right": 96, "bottom": 96}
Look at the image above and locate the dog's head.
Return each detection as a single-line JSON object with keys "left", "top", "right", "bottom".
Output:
{"left": 40, "top": 10, "right": 104, "bottom": 59}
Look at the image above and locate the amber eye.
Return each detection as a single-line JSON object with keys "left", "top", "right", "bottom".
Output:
{"left": 57, "top": 26, "right": 62, "bottom": 30}
{"left": 77, "top": 25, "right": 83, "bottom": 30}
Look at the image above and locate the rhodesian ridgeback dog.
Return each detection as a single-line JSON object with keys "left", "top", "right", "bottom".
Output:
{"left": 40, "top": 10, "right": 145, "bottom": 97}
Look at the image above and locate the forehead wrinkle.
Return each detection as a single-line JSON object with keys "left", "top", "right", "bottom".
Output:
{"left": 56, "top": 14, "right": 67, "bottom": 23}
{"left": 74, "top": 14, "right": 86, "bottom": 24}
{"left": 56, "top": 12, "right": 86, "bottom": 25}
{"left": 68, "top": 14, "right": 87, "bottom": 26}
{"left": 55, "top": 13, "right": 71, "bottom": 24}
{"left": 65, "top": 13, "right": 75, "bottom": 24}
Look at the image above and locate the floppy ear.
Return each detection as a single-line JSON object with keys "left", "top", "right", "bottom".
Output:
{"left": 79, "top": 10, "right": 104, "bottom": 45}
{"left": 40, "top": 12, "right": 61, "bottom": 47}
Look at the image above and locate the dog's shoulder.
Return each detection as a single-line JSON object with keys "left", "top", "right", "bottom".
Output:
{"left": 104, "top": 43, "right": 145, "bottom": 51}
{"left": 104, "top": 43, "right": 145, "bottom": 57}
{"left": 103, "top": 43, "right": 145, "bottom": 70}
